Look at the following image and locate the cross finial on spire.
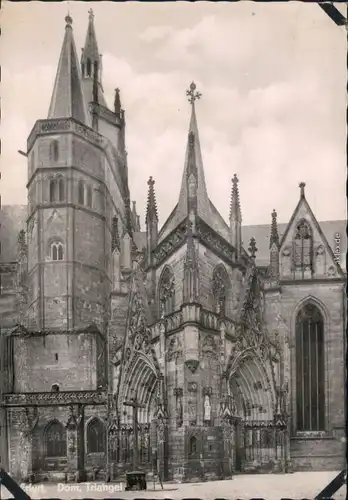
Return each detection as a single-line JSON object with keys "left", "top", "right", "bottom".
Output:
{"left": 148, "top": 176, "right": 155, "bottom": 188}
{"left": 88, "top": 8, "right": 94, "bottom": 20}
{"left": 65, "top": 14, "right": 73, "bottom": 26}
{"left": 299, "top": 182, "right": 306, "bottom": 197}
{"left": 186, "top": 81, "right": 202, "bottom": 106}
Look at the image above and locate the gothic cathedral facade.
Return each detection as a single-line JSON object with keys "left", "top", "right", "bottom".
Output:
{"left": 0, "top": 12, "right": 346, "bottom": 483}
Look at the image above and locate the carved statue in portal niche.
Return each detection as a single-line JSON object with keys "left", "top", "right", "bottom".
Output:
{"left": 203, "top": 395, "right": 211, "bottom": 421}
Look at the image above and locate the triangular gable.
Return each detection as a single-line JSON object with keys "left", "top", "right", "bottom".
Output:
{"left": 280, "top": 194, "right": 344, "bottom": 277}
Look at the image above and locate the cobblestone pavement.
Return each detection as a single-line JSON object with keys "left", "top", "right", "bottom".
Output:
{"left": 1, "top": 471, "right": 346, "bottom": 499}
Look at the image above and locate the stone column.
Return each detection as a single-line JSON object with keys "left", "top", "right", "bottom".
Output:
{"left": 65, "top": 405, "right": 85, "bottom": 482}
{"left": 18, "top": 407, "right": 38, "bottom": 482}
{"left": 221, "top": 417, "right": 233, "bottom": 479}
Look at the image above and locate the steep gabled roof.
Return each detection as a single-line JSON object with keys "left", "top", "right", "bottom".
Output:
{"left": 158, "top": 84, "right": 218, "bottom": 243}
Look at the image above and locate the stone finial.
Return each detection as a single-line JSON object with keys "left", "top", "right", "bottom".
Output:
{"left": 299, "top": 182, "right": 306, "bottom": 198}
{"left": 229, "top": 174, "right": 241, "bottom": 222}
{"left": 146, "top": 176, "right": 158, "bottom": 224}
{"left": 114, "top": 88, "right": 121, "bottom": 116}
{"left": 270, "top": 209, "right": 280, "bottom": 249}
{"left": 248, "top": 237, "right": 258, "bottom": 260}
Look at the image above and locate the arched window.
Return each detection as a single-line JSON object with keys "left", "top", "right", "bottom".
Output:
{"left": 51, "top": 384, "right": 60, "bottom": 392}
{"left": 293, "top": 219, "right": 313, "bottom": 276}
{"left": 51, "top": 241, "right": 64, "bottom": 261}
{"left": 50, "top": 179, "right": 57, "bottom": 202}
{"left": 296, "top": 303, "right": 325, "bottom": 431}
{"left": 78, "top": 180, "right": 85, "bottom": 205}
{"left": 212, "top": 265, "right": 228, "bottom": 316}
{"left": 86, "top": 185, "right": 92, "bottom": 208}
{"left": 189, "top": 436, "right": 197, "bottom": 455}
{"left": 87, "top": 418, "right": 106, "bottom": 453}
{"left": 50, "top": 140, "right": 59, "bottom": 162}
{"left": 86, "top": 58, "right": 92, "bottom": 77}
{"left": 45, "top": 421, "right": 66, "bottom": 458}
{"left": 58, "top": 178, "right": 65, "bottom": 202}
{"left": 159, "top": 267, "right": 175, "bottom": 318}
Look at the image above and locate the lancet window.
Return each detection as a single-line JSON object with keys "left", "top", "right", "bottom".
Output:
{"left": 49, "top": 140, "right": 59, "bottom": 162}
{"left": 159, "top": 266, "right": 175, "bottom": 318}
{"left": 51, "top": 241, "right": 64, "bottom": 261}
{"left": 293, "top": 219, "right": 313, "bottom": 274}
{"left": 49, "top": 177, "right": 65, "bottom": 203}
{"left": 78, "top": 180, "right": 93, "bottom": 208}
{"left": 87, "top": 418, "right": 106, "bottom": 454}
{"left": 295, "top": 303, "right": 325, "bottom": 431}
{"left": 212, "top": 265, "right": 229, "bottom": 316}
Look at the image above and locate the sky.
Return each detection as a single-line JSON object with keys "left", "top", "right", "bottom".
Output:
{"left": 0, "top": 1, "right": 346, "bottom": 228}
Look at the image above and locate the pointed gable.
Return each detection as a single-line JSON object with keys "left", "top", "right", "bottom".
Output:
{"left": 279, "top": 183, "right": 344, "bottom": 279}
{"left": 158, "top": 83, "right": 221, "bottom": 243}
{"left": 48, "top": 16, "right": 89, "bottom": 125}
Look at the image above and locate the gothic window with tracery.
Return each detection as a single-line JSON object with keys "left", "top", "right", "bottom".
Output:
{"left": 44, "top": 421, "right": 66, "bottom": 458}
{"left": 50, "top": 140, "right": 59, "bottom": 162}
{"left": 51, "top": 241, "right": 64, "bottom": 261}
{"left": 159, "top": 267, "right": 175, "bottom": 318}
{"left": 87, "top": 418, "right": 106, "bottom": 453}
{"left": 293, "top": 219, "right": 313, "bottom": 275}
{"left": 212, "top": 265, "right": 228, "bottom": 316}
{"left": 296, "top": 303, "right": 325, "bottom": 431}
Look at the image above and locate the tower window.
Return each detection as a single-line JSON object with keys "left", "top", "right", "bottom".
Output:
{"left": 78, "top": 180, "right": 85, "bottom": 205}
{"left": 51, "top": 383, "right": 60, "bottom": 392}
{"left": 50, "top": 140, "right": 59, "bottom": 162}
{"left": 51, "top": 241, "right": 64, "bottom": 261}
{"left": 86, "top": 185, "right": 92, "bottom": 208}
{"left": 49, "top": 177, "right": 65, "bottom": 203}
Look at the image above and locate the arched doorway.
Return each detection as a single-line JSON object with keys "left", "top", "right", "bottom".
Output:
{"left": 115, "top": 354, "right": 161, "bottom": 475}
{"left": 227, "top": 349, "right": 277, "bottom": 473}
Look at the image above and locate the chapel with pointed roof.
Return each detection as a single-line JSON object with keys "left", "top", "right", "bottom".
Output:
{"left": 0, "top": 12, "right": 346, "bottom": 483}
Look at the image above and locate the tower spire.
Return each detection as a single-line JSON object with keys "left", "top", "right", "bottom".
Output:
{"left": 48, "top": 15, "right": 88, "bottom": 124}
{"left": 81, "top": 9, "right": 100, "bottom": 79}
{"left": 229, "top": 174, "right": 242, "bottom": 259}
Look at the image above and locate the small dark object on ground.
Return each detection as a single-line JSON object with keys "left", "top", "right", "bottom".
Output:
{"left": 125, "top": 470, "right": 147, "bottom": 491}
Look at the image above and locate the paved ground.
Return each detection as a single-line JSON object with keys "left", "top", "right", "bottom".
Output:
{"left": 1, "top": 471, "right": 346, "bottom": 499}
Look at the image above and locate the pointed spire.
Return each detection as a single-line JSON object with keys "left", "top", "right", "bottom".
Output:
{"left": 81, "top": 9, "right": 100, "bottom": 79}
{"left": 299, "top": 182, "right": 306, "bottom": 198}
{"left": 114, "top": 88, "right": 122, "bottom": 116}
{"left": 48, "top": 16, "right": 88, "bottom": 124}
{"left": 146, "top": 176, "right": 158, "bottom": 223}
{"left": 111, "top": 215, "right": 120, "bottom": 252}
{"left": 270, "top": 209, "right": 280, "bottom": 249}
{"left": 229, "top": 174, "right": 241, "bottom": 222}
{"left": 165, "top": 82, "right": 211, "bottom": 234}
{"left": 183, "top": 222, "right": 199, "bottom": 303}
